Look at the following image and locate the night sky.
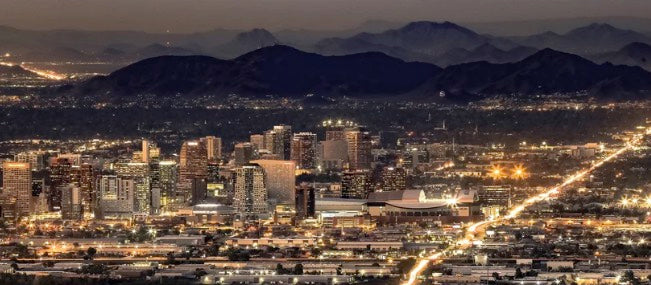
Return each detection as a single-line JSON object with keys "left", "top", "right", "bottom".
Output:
{"left": 1, "top": 0, "right": 650, "bottom": 32}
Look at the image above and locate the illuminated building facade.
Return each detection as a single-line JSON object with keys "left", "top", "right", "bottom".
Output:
{"left": 1, "top": 162, "right": 32, "bottom": 218}
{"left": 232, "top": 164, "right": 267, "bottom": 217}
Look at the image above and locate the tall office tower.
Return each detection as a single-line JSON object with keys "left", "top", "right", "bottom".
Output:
{"left": 325, "top": 125, "right": 346, "bottom": 141}
{"left": 318, "top": 140, "right": 349, "bottom": 170}
{"left": 150, "top": 160, "right": 177, "bottom": 213}
{"left": 70, "top": 163, "right": 95, "bottom": 214}
{"left": 49, "top": 157, "right": 72, "bottom": 211}
{"left": 207, "top": 162, "right": 220, "bottom": 181}
{"left": 232, "top": 164, "right": 267, "bottom": 217}
{"left": 250, "top": 134, "right": 265, "bottom": 151}
{"left": 380, "top": 167, "right": 407, "bottom": 192}
{"left": 191, "top": 178, "right": 207, "bottom": 205}
{"left": 265, "top": 125, "right": 292, "bottom": 159}
{"left": 341, "top": 170, "right": 371, "bottom": 199}
{"left": 345, "top": 127, "right": 372, "bottom": 170}
{"left": 57, "top": 153, "right": 82, "bottom": 166}
{"left": 250, "top": 159, "right": 296, "bottom": 203}
{"left": 61, "top": 184, "right": 83, "bottom": 220}
{"left": 202, "top": 136, "right": 223, "bottom": 162}
{"left": 115, "top": 162, "right": 151, "bottom": 214}
{"left": 295, "top": 183, "right": 315, "bottom": 220}
{"left": 0, "top": 162, "right": 32, "bottom": 218}
{"left": 291, "top": 132, "right": 318, "bottom": 169}
{"left": 179, "top": 140, "right": 208, "bottom": 204}
{"left": 263, "top": 130, "right": 278, "bottom": 156}
{"left": 142, "top": 139, "right": 150, "bottom": 163}
{"left": 14, "top": 151, "right": 45, "bottom": 171}
{"left": 98, "top": 175, "right": 135, "bottom": 218}
{"left": 234, "top": 142, "right": 255, "bottom": 166}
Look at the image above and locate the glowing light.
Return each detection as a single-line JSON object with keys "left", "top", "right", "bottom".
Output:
{"left": 403, "top": 133, "right": 642, "bottom": 285}
{"left": 446, "top": 198, "right": 459, "bottom": 208}
{"left": 489, "top": 165, "right": 505, "bottom": 179}
{"left": 511, "top": 164, "right": 528, "bottom": 180}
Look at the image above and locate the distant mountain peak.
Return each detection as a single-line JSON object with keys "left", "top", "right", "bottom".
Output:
{"left": 400, "top": 21, "right": 477, "bottom": 35}
{"left": 234, "top": 28, "right": 278, "bottom": 45}
{"left": 234, "top": 44, "right": 303, "bottom": 59}
{"left": 567, "top": 22, "right": 639, "bottom": 36}
{"left": 520, "top": 48, "right": 587, "bottom": 63}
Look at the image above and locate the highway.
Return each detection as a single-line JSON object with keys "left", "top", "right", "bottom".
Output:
{"left": 403, "top": 131, "right": 646, "bottom": 285}
{"left": 0, "top": 61, "right": 66, "bottom": 80}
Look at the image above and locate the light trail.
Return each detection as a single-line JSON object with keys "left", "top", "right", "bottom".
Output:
{"left": 403, "top": 134, "right": 644, "bottom": 285}
{"left": 0, "top": 61, "right": 66, "bottom": 80}
{"left": 20, "top": 64, "right": 66, "bottom": 80}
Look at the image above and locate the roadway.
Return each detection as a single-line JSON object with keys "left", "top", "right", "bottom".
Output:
{"left": 403, "top": 131, "right": 647, "bottom": 285}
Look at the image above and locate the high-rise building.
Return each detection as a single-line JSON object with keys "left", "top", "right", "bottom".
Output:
{"left": 345, "top": 127, "right": 372, "bottom": 170}
{"left": 61, "top": 184, "right": 83, "bottom": 220}
{"left": 151, "top": 160, "right": 178, "bottom": 213}
{"left": 295, "top": 183, "right": 315, "bottom": 220}
{"left": 232, "top": 164, "right": 267, "bottom": 217}
{"left": 291, "top": 132, "right": 317, "bottom": 169}
{"left": 250, "top": 134, "right": 265, "bottom": 151}
{"left": 98, "top": 175, "right": 135, "bottom": 218}
{"left": 49, "top": 157, "right": 73, "bottom": 211}
{"left": 56, "top": 153, "right": 82, "bottom": 166}
{"left": 250, "top": 159, "right": 296, "bottom": 203}
{"left": 115, "top": 162, "right": 150, "bottom": 214}
{"left": 14, "top": 151, "right": 45, "bottom": 171}
{"left": 202, "top": 136, "right": 222, "bottom": 162}
{"left": 325, "top": 125, "right": 346, "bottom": 141}
{"left": 179, "top": 140, "right": 208, "bottom": 204}
{"left": 234, "top": 142, "right": 255, "bottom": 166}
{"left": 341, "top": 170, "right": 371, "bottom": 199}
{"left": 71, "top": 163, "right": 95, "bottom": 214}
{"left": 263, "top": 130, "right": 278, "bottom": 156}
{"left": 190, "top": 178, "right": 207, "bottom": 205}
{"left": 380, "top": 167, "right": 407, "bottom": 192}
{"left": 1, "top": 162, "right": 32, "bottom": 218}
{"left": 142, "top": 139, "right": 150, "bottom": 163}
{"left": 265, "top": 125, "right": 292, "bottom": 160}
{"left": 318, "top": 140, "right": 348, "bottom": 170}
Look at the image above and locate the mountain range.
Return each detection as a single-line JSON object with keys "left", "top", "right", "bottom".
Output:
{"left": 4, "top": 21, "right": 651, "bottom": 70}
{"left": 311, "top": 21, "right": 651, "bottom": 67}
{"left": 421, "top": 48, "right": 651, "bottom": 99}
{"left": 590, "top": 42, "right": 651, "bottom": 71}
{"left": 77, "top": 45, "right": 440, "bottom": 98}
{"left": 509, "top": 23, "right": 651, "bottom": 54}
{"left": 73, "top": 45, "right": 651, "bottom": 101}
{"left": 313, "top": 21, "right": 522, "bottom": 66}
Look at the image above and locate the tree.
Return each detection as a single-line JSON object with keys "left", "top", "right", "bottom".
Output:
{"left": 86, "top": 247, "right": 97, "bottom": 259}
{"left": 293, "top": 263, "right": 304, "bottom": 275}
{"left": 227, "top": 249, "right": 250, "bottom": 261}
{"left": 621, "top": 270, "right": 640, "bottom": 285}
{"left": 276, "top": 263, "right": 287, "bottom": 275}
{"left": 166, "top": 252, "right": 177, "bottom": 265}
{"left": 492, "top": 272, "right": 501, "bottom": 280}
{"left": 515, "top": 268, "right": 524, "bottom": 279}
{"left": 194, "top": 268, "right": 207, "bottom": 279}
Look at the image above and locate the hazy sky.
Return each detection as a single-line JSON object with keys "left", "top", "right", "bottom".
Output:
{"left": 1, "top": 0, "right": 651, "bottom": 32}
